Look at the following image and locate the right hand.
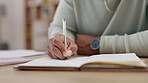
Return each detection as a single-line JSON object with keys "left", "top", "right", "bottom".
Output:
{"left": 47, "top": 34, "right": 78, "bottom": 60}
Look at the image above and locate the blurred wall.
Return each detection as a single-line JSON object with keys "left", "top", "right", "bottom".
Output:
{"left": 0, "top": 0, "right": 25, "bottom": 49}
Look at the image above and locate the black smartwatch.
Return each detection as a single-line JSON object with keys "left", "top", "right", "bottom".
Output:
{"left": 90, "top": 39, "right": 100, "bottom": 50}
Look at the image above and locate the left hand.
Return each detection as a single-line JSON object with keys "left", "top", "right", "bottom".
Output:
{"left": 76, "top": 34, "right": 100, "bottom": 55}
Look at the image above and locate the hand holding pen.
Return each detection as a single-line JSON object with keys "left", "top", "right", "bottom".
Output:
{"left": 62, "top": 18, "right": 72, "bottom": 57}
{"left": 47, "top": 19, "right": 78, "bottom": 60}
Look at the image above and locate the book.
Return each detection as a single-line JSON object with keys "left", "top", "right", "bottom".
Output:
{"left": 14, "top": 53, "right": 148, "bottom": 72}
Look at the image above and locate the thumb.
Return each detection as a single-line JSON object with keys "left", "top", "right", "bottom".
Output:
{"left": 68, "top": 43, "right": 78, "bottom": 54}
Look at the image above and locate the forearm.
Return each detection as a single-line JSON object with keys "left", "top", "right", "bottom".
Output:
{"left": 48, "top": 0, "right": 77, "bottom": 41}
{"left": 100, "top": 30, "right": 148, "bottom": 56}
{"left": 48, "top": 23, "right": 76, "bottom": 41}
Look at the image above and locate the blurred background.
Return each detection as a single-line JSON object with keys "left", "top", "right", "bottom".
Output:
{"left": 0, "top": 0, "right": 59, "bottom": 51}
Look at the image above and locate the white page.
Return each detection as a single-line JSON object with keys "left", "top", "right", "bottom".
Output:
{"left": 87, "top": 53, "right": 147, "bottom": 67}
{"left": 0, "top": 57, "right": 32, "bottom": 66}
{"left": 0, "top": 49, "right": 46, "bottom": 58}
{"left": 17, "top": 57, "right": 89, "bottom": 68}
{"left": 16, "top": 53, "right": 147, "bottom": 68}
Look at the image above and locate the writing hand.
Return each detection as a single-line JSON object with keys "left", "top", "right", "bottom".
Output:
{"left": 47, "top": 34, "right": 78, "bottom": 60}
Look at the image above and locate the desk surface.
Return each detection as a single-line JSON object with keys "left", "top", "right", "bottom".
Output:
{"left": 0, "top": 55, "right": 148, "bottom": 83}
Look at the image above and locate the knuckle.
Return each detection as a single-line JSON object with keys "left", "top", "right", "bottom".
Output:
{"left": 72, "top": 44, "right": 78, "bottom": 49}
{"left": 71, "top": 45, "right": 78, "bottom": 53}
{"left": 53, "top": 38, "right": 60, "bottom": 44}
{"left": 48, "top": 38, "right": 53, "bottom": 43}
{"left": 75, "top": 45, "right": 78, "bottom": 50}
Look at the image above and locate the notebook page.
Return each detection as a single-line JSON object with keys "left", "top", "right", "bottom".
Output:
{"left": 16, "top": 53, "right": 147, "bottom": 68}
{"left": 16, "top": 57, "right": 91, "bottom": 68}
{"left": 88, "top": 53, "right": 147, "bottom": 67}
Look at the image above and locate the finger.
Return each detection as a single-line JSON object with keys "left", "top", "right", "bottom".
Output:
{"left": 48, "top": 39, "right": 59, "bottom": 59}
{"left": 47, "top": 45, "right": 54, "bottom": 59}
{"left": 49, "top": 48, "right": 59, "bottom": 59}
{"left": 48, "top": 51, "right": 54, "bottom": 59}
{"left": 51, "top": 46, "right": 66, "bottom": 60}
{"left": 68, "top": 43, "right": 78, "bottom": 54}
{"left": 51, "top": 52, "right": 59, "bottom": 59}
{"left": 53, "top": 38, "right": 66, "bottom": 53}
{"left": 64, "top": 50, "right": 72, "bottom": 57}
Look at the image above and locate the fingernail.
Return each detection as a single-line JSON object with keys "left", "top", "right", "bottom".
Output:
{"left": 63, "top": 52, "right": 68, "bottom": 57}
{"left": 66, "top": 50, "right": 72, "bottom": 56}
{"left": 63, "top": 51, "right": 72, "bottom": 57}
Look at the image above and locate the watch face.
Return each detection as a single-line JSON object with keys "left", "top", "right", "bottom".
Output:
{"left": 91, "top": 39, "right": 100, "bottom": 50}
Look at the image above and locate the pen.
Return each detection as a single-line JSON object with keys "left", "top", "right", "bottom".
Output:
{"left": 62, "top": 18, "right": 72, "bottom": 57}
{"left": 62, "top": 18, "right": 67, "bottom": 48}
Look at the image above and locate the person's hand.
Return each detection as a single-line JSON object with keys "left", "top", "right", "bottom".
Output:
{"left": 76, "top": 34, "right": 100, "bottom": 55}
{"left": 47, "top": 34, "right": 78, "bottom": 60}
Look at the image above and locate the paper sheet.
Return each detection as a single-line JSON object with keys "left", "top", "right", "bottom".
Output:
{"left": 0, "top": 57, "right": 32, "bottom": 66}
{"left": 0, "top": 49, "right": 46, "bottom": 66}
{"left": 0, "top": 49, "right": 46, "bottom": 58}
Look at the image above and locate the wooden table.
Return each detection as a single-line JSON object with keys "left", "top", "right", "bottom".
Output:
{"left": 0, "top": 55, "right": 148, "bottom": 83}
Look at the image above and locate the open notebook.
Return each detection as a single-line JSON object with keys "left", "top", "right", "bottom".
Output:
{"left": 14, "top": 53, "right": 148, "bottom": 72}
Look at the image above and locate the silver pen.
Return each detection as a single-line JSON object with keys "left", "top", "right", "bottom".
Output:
{"left": 62, "top": 18, "right": 73, "bottom": 58}
{"left": 62, "top": 18, "right": 67, "bottom": 49}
